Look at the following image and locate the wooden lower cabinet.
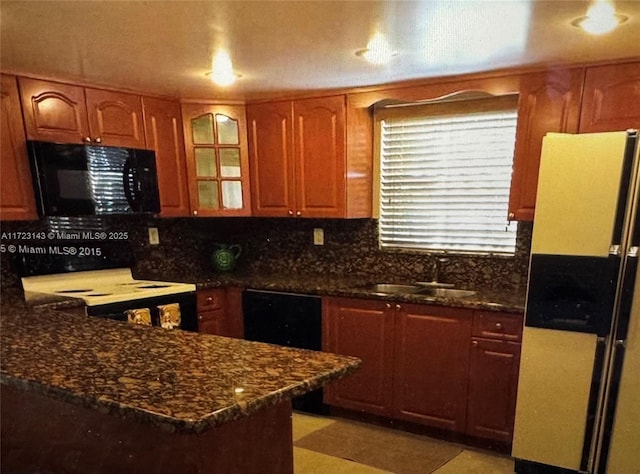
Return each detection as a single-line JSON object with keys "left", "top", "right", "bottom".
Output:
{"left": 393, "top": 304, "right": 472, "bottom": 432}
{"left": 323, "top": 296, "right": 523, "bottom": 444}
{"left": 322, "top": 297, "right": 394, "bottom": 416}
{"left": 197, "top": 287, "right": 244, "bottom": 338}
{"left": 466, "top": 338, "right": 521, "bottom": 443}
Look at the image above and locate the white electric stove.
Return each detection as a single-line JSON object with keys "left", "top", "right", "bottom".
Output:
{"left": 22, "top": 268, "right": 198, "bottom": 331}
{"left": 22, "top": 268, "right": 196, "bottom": 306}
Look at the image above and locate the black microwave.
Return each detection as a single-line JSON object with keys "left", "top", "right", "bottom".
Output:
{"left": 28, "top": 140, "right": 161, "bottom": 217}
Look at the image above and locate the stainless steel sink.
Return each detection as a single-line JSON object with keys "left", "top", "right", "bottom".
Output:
{"left": 367, "top": 284, "right": 425, "bottom": 295}
{"left": 414, "top": 281, "right": 456, "bottom": 289}
{"left": 418, "top": 288, "right": 477, "bottom": 298}
{"left": 364, "top": 283, "right": 477, "bottom": 299}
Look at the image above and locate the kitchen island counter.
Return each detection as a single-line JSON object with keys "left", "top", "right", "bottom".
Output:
{"left": 0, "top": 292, "right": 360, "bottom": 473}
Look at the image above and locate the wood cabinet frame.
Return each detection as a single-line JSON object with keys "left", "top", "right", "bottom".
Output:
{"left": 1, "top": 74, "right": 37, "bottom": 220}
{"left": 247, "top": 95, "right": 372, "bottom": 218}
{"left": 323, "top": 296, "right": 523, "bottom": 443}
{"left": 182, "top": 103, "right": 251, "bottom": 217}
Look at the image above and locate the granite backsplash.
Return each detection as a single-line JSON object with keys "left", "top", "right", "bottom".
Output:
{"left": 1, "top": 216, "right": 531, "bottom": 292}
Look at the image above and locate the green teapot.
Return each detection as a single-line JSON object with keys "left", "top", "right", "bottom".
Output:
{"left": 211, "top": 243, "right": 242, "bottom": 272}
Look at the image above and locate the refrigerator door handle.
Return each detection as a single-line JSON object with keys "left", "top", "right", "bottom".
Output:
{"left": 627, "top": 246, "right": 638, "bottom": 258}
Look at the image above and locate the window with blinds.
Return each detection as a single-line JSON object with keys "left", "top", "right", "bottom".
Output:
{"left": 377, "top": 96, "right": 518, "bottom": 254}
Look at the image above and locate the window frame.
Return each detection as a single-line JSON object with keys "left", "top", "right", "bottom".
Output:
{"left": 373, "top": 94, "right": 519, "bottom": 256}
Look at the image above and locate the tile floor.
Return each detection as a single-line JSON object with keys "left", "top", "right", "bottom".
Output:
{"left": 292, "top": 412, "right": 515, "bottom": 474}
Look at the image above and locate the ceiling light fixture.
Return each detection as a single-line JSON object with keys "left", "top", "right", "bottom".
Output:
{"left": 207, "top": 50, "right": 241, "bottom": 86}
{"left": 355, "top": 32, "right": 397, "bottom": 65}
{"left": 571, "top": 0, "right": 628, "bottom": 35}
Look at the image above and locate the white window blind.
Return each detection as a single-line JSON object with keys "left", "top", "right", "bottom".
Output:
{"left": 379, "top": 103, "right": 518, "bottom": 254}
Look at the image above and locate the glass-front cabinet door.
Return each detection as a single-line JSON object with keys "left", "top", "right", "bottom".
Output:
{"left": 181, "top": 104, "right": 251, "bottom": 216}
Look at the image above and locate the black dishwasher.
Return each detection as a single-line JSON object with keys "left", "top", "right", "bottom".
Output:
{"left": 242, "top": 289, "right": 326, "bottom": 414}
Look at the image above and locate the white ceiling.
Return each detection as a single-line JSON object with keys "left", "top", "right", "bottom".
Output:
{"left": 1, "top": 0, "right": 640, "bottom": 101}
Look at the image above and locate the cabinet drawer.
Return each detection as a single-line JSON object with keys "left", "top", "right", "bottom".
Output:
{"left": 473, "top": 312, "right": 523, "bottom": 341}
{"left": 197, "top": 289, "right": 225, "bottom": 311}
{"left": 198, "top": 308, "right": 225, "bottom": 335}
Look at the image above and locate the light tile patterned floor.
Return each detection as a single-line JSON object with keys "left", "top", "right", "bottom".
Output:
{"left": 292, "top": 412, "right": 515, "bottom": 474}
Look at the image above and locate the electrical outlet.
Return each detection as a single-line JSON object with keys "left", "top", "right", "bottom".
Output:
{"left": 313, "top": 228, "right": 324, "bottom": 245}
{"left": 148, "top": 227, "right": 160, "bottom": 245}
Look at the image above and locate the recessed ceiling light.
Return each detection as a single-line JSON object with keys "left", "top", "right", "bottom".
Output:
{"left": 355, "top": 32, "right": 398, "bottom": 65}
{"left": 571, "top": 0, "right": 628, "bottom": 35}
{"left": 207, "top": 50, "right": 241, "bottom": 86}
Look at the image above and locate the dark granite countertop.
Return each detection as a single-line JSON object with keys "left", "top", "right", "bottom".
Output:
{"left": 192, "top": 273, "right": 526, "bottom": 314}
{"left": 0, "top": 290, "right": 360, "bottom": 434}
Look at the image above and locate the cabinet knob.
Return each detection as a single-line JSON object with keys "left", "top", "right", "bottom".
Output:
{"left": 288, "top": 210, "right": 294, "bottom": 216}
{"left": 206, "top": 296, "right": 213, "bottom": 303}
{"left": 193, "top": 210, "right": 198, "bottom": 215}
{"left": 83, "top": 136, "right": 92, "bottom": 143}
{"left": 395, "top": 304, "right": 401, "bottom": 310}
{"left": 508, "top": 212, "right": 515, "bottom": 220}
{"left": 94, "top": 137, "right": 102, "bottom": 144}
{"left": 386, "top": 303, "right": 391, "bottom": 309}
{"left": 472, "top": 340, "right": 479, "bottom": 346}
{"left": 495, "top": 322, "right": 503, "bottom": 330}
{"left": 296, "top": 211, "right": 302, "bottom": 216}
{"left": 198, "top": 315, "right": 203, "bottom": 321}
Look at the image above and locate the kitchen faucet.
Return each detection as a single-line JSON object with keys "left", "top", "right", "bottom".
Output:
{"left": 430, "top": 257, "right": 450, "bottom": 284}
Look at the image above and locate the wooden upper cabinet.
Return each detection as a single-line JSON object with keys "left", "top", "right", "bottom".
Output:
{"left": 84, "top": 88, "right": 145, "bottom": 148}
{"left": 19, "top": 77, "right": 90, "bottom": 144}
{"left": 1, "top": 74, "right": 37, "bottom": 221}
{"left": 508, "top": 68, "right": 583, "bottom": 221}
{"left": 293, "top": 96, "right": 346, "bottom": 218}
{"left": 248, "top": 95, "right": 371, "bottom": 218}
{"left": 181, "top": 103, "right": 251, "bottom": 217}
{"left": 142, "top": 97, "right": 190, "bottom": 217}
{"left": 19, "top": 77, "right": 145, "bottom": 148}
{"left": 247, "top": 101, "right": 294, "bottom": 217}
{"left": 579, "top": 61, "right": 640, "bottom": 132}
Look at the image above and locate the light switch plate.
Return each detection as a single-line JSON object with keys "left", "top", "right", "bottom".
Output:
{"left": 313, "top": 228, "right": 324, "bottom": 245}
{"left": 148, "top": 227, "right": 160, "bottom": 245}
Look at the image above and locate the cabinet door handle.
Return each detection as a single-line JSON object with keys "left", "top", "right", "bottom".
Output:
{"left": 395, "top": 304, "right": 401, "bottom": 310}
{"left": 296, "top": 211, "right": 302, "bottom": 216}
{"left": 385, "top": 303, "right": 392, "bottom": 309}
{"left": 94, "top": 137, "right": 102, "bottom": 144}
{"left": 83, "top": 136, "right": 92, "bottom": 143}
{"left": 288, "top": 210, "right": 294, "bottom": 216}
{"left": 193, "top": 210, "right": 198, "bottom": 216}
{"left": 472, "top": 340, "right": 479, "bottom": 346}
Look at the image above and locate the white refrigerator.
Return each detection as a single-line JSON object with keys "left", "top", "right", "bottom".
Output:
{"left": 512, "top": 130, "right": 640, "bottom": 474}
